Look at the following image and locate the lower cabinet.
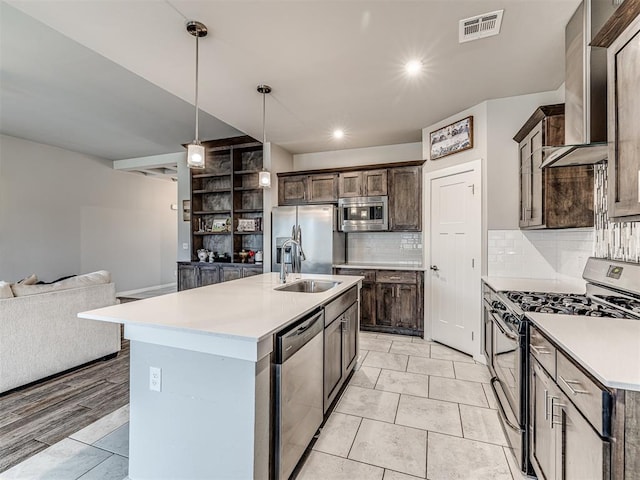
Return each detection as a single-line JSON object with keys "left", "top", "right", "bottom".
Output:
{"left": 177, "top": 262, "right": 263, "bottom": 291}
{"left": 334, "top": 268, "right": 424, "bottom": 336}
{"left": 323, "top": 287, "right": 358, "bottom": 412}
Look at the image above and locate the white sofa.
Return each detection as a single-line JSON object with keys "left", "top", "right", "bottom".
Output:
{"left": 0, "top": 281, "right": 121, "bottom": 393}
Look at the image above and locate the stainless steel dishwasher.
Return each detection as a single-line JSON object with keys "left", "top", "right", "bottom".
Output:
{"left": 274, "top": 309, "right": 324, "bottom": 480}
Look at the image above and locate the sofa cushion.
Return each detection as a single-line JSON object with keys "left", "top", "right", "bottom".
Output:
{"left": 18, "top": 274, "right": 38, "bottom": 285}
{"left": 0, "top": 281, "right": 14, "bottom": 299}
{"left": 11, "top": 270, "right": 111, "bottom": 297}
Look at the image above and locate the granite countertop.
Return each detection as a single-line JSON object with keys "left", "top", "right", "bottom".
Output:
{"left": 79, "top": 273, "right": 363, "bottom": 361}
{"left": 334, "top": 263, "right": 425, "bottom": 271}
{"left": 528, "top": 312, "right": 640, "bottom": 392}
{"left": 482, "top": 276, "right": 586, "bottom": 294}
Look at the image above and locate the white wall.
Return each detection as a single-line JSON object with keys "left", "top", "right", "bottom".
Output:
{"left": 0, "top": 134, "right": 177, "bottom": 291}
{"left": 293, "top": 142, "right": 422, "bottom": 171}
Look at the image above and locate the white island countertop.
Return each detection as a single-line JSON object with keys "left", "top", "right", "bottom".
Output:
{"left": 482, "top": 276, "right": 586, "bottom": 294}
{"left": 79, "top": 272, "right": 363, "bottom": 362}
{"left": 528, "top": 312, "right": 640, "bottom": 392}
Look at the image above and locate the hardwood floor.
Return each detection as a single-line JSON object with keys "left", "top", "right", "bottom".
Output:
{"left": 0, "top": 339, "right": 129, "bottom": 472}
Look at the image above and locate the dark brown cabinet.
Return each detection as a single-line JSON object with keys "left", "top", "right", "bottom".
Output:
{"left": 323, "top": 287, "right": 358, "bottom": 412}
{"left": 278, "top": 173, "right": 338, "bottom": 205}
{"left": 388, "top": 166, "right": 422, "bottom": 231}
{"left": 514, "top": 105, "right": 594, "bottom": 229}
{"left": 606, "top": 14, "right": 640, "bottom": 220}
{"left": 177, "top": 262, "right": 262, "bottom": 291}
{"left": 334, "top": 268, "right": 423, "bottom": 336}
{"left": 338, "top": 169, "right": 387, "bottom": 198}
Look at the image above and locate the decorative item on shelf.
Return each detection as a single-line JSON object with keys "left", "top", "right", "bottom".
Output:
{"left": 237, "top": 218, "right": 257, "bottom": 232}
{"left": 238, "top": 250, "right": 249, "bottom": 263}
{"left": 255, "top": 250, "right": 263, "bottom": 264}
{"left": 257, "top": 84, "right": 272, "bottom": 188}
{"left": 212, "top": 218, "right": 231, "bottom": 232}
{"left": 429, "top": 115, "right": 473, "bottom": 160}
{"left": 197, "top": 249, "right": 208, "bottom": 262}
{"left": 186, "top": 20, "right": 208, "bottom": 169}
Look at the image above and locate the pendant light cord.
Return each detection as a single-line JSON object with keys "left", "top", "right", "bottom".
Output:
{"left": 194, "top": 31, "right": 200, "bottom": 143}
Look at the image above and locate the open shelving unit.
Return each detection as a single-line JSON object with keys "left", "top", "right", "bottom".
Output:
{"left": 190, "top": 135, "right": 265, "bottom": 263}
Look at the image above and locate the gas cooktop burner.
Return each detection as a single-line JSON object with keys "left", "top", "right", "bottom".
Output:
{"left": 504, "top": 291, "right": 635, "bottom": 319}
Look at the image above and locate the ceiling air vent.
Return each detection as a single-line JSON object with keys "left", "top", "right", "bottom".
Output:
{"left": 459, "top": 10, "right": 504, "bottom": 43}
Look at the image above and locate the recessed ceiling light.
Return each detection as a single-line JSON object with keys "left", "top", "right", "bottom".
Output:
{"left": 405, "top": 60, "right": 423, "bottom": 75}
{"left": 333, "top": 129, "right": 345, "bottom": 139}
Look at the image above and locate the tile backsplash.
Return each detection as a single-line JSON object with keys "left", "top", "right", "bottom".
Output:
{"left": 347, "top": 232, "right": 423, "bottom": 265}
{"left": 488, "top": 229, "right": 593, "bottom": 280}
{"left": 594, "top": 164, "right": 640, "bottom": 263}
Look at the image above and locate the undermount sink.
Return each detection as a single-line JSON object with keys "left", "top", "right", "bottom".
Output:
{"left": 275, "top": 279, "right": 342, "bottom": 293}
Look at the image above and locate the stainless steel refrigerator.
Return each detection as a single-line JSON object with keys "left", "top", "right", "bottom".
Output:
{"left": 272, "top": 205, "right": 345, "bottom": 274}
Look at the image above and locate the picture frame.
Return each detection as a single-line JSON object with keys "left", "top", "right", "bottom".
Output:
{"left": 237, "top": 218, "right": 257, "bottom": 232}
{"left": 429, "top": 116, "right": 473, "bottom": 160}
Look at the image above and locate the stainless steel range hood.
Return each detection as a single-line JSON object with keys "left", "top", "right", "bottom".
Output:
{"left": 541, "top": 0, "right": 618, "bottom": 169}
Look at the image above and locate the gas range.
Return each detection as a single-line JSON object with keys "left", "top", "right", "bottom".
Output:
{"left": 503, "top": 291, "right": 637, "bottom": 319}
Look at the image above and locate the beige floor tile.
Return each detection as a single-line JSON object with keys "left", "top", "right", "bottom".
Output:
{"left": 460, "top": 404, "right": 508, "bottom": 446}
{"left": 411, "top": 336, "right": 432, "bottom": 344}
{"left": 349, "top": 419, "right": 427, "bottom": 478}
{"left": 454, "top": 362, "right": 492, "bottom": 383}
{"left": 313, "top": 413, "right": 362, "bottom": 458}
{"left": 360, "top": 337, "right": 393, "bottom": 353}
{"left": 482, "top": 383, "right": 498, "bottom": 410}
{"left": 389, "top": 342, "right": 431, "bottom": 358}
{"left": 430, "top": 344, "right": 475, "bottom": 363}
{"left": 427, "top": 432, "right": 512, "bottom": 480}
{"left": 335, "top": 386, "right": 400, "bottom": 423}
{"left": 362, "top": 351, "right": 408, "bottom": 372}
{"left": 429, "top": 377, "right": 489, "bottom": 408}
{"left": 383, "top": 470, "right": 424, "bottom": 480}
{"left": 375, "top": 370, "right": 429, "bottom": 398}
{"left": 350, "top": 366, "right": 381, "bottom": 389}
{"left": 297, "top": 450, "right": 384, "bottom": 480}
{"left": 395, "top": 395, "right": 462, "bottom": 437}
{"left": 503, "top": 446, "right": 528, "bottom": 479}
{"left": 406, "top": 357, "right": 454, "bottom": 378}
{"left": 377, "top": 333, "right": 414, "bottom": 343}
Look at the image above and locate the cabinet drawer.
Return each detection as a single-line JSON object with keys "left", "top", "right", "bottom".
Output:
{"left": 530, "top": 326, "right": 556, "bottom": 378}
{"left": 557, "top": 351, "right": 611, "bottom": 435}
{"left": 334, "top": 268, "right": 375, "bottom": 283}
{"left": 324, "top": 286, "right": 358, "bottom": 327}
{"left": 376, "top": 271, "right": 417, "bottom": 284}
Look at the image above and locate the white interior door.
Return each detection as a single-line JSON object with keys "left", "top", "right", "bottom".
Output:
{"left": 429, "top": 167, "right": 481, "bottom": 355}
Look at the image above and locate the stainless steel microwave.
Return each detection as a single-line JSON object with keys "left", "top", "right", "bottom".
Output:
{"left": 338, "top": 196, "right": 388, "bottom": 232}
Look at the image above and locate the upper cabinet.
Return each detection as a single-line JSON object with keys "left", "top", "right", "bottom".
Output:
{"left": 514, "top": 105, "right": 594, "bottom": 229}
{"left": 388, "top": 166, "right": 422, "bottom": 231}
{"left": 604, "top": 12, "right": 640, "bottom": 220}
{"left": 277, "top": 162, "right": 423, "bottom": 231}
{"left": 278, "top": 173, "right": 338, "bottom": 205}
{"left": 338, "top": 169, "right": 388, "bottom": 197}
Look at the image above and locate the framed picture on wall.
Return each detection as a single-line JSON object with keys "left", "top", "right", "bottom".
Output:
{"left": 429, "top": 116, "right": 473, "bottom": 160}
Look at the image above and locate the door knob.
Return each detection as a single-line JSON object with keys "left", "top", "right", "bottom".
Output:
{"left": 430, "top": 265, "right": 439, "bottom": 271}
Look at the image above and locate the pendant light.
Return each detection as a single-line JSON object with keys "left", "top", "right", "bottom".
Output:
{"left": 186, "top": 21, "right": 208, "bottom": 169}
{"left": 257, "top": 84, "right": 272, "bottom": 188}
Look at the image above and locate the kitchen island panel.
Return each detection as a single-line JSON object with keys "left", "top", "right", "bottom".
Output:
{"left": 128, "top": 340, "right": 270, "bottom": 480}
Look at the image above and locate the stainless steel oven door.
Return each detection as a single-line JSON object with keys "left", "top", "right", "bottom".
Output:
{"left": 491, "top": 311, "right": 521, "bottom": 421}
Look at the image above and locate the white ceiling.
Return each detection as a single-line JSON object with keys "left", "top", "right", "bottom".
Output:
{"left": 1, "top": 0, "right": 580, "bottom": 160}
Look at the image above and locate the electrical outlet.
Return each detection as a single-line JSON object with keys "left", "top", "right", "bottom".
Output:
{"left": 182, "top": 243, "right": 189, "bottom": 250}
{"left": 149, "top": 366, "right": 162, "bottom": 392}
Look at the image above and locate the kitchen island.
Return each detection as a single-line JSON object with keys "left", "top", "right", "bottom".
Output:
{"left": 79, "top": 272, "right": 363, "bottom": 480}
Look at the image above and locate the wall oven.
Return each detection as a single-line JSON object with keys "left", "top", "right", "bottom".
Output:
{"left": 338, "top": 196, "right": 388, "bottom": 232}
